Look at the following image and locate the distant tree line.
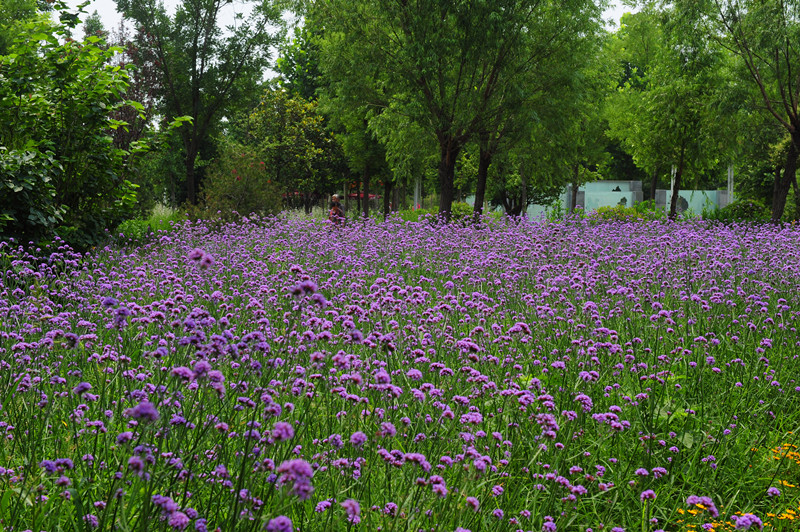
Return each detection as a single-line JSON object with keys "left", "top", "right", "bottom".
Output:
{"left": 2, "top": 0, "right": 800, "bottom": 247}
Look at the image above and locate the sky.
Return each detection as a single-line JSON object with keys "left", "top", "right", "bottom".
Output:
{"left": 68, "top": 0, "right": 637, "bottom": 38}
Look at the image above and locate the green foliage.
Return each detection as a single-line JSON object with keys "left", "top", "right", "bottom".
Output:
{"left": 396, "top": 208, "right": 439, "bottom": 223}
{"left": 114, "top": 0, "right": 285, "bottom": 204}
{"left": 0, "top": 5, "right": 146, "bottom": 247}
{"left": 0, "top": 0, "right": 46, "bottom": 55}
{"left": 247, "top": 89, "right": 345, "bottom": 211}
{"left": 114, "top": 204, "right": 182, "bottom": 243}
{"left": 586, "top": 200, "right": 667, "bottom": 223}
{"left": 200, "top": 142, "right": 282, "bottom": 219}
{"left": 317, "top": 0, "right": 603, "bottom": 219}
{"left": 449, "top": 202, "right": 473, "bottom": 221}
{"left": 0, "top": 148, "right": 64, "bottom": 234}
{"left": 704, "top": 199, "right": 771, "bottom": 224}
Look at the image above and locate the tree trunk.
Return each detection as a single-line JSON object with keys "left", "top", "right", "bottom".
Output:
{"left": 474, "top": 145, "right": 491, "bottom": 221}
{"left": 570, "top": 164, "right": 579, "bottom": 212}
{"left": 362, "top": 166, "right": 370, "bottom": 219}
{"left": 383, "top": 178, "right": 392, "bottom": 218}
{"left": 520, "top": 163, "right": 528, "bottom": 218}
{"left": 772, "top": 137, "right": 798, "bottom": 223}
{"left": 792, "top": 172, "right": 800, "bottom": 220}
{"left": 650, "top": 166, "right": 658, "bottom": 201}
{"left": 392, "top": 186, "right": 400, "bottom": 212}
{"left": 185, "top": 145, "right": 198, "bottom": 205}
{"left": 669, "top": 144, "right": 686, "bottom": 220}
{"left": 354, "top": 172, "right": 361, "bottom": 214}
{"left": 438, "top": 138, "right": 460, "bottom": 222}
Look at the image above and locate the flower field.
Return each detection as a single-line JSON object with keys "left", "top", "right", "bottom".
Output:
{"left": 2, "top": 216, "right": 800, "bottom": 531}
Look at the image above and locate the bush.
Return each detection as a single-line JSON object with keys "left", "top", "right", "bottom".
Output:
{"left": 0, "top": 11, "right": 145, "bottom": 248}
{"left": 450, "top": 201, "right": 473, "bottom": 221}
{"left": 114, "top": 205, "right": 183, "bottom": 244}
{"left": 198, "top": 142, "right": 282, "bottom": 220}
{"left": 705, "top": 198, "right": 770, "bottom": 223}
{"left": 587, "top": 205, "right": 644, "bottom": 223}
{"left": 584, "top": 200, "right": 667, "bottom": 223}
{"left": 397, "top": 207, "right": 439, "bottom": 223}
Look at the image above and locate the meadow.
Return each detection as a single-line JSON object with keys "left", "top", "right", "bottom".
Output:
{"left": 1, "top": 215, "right": 799, "bottom": 531}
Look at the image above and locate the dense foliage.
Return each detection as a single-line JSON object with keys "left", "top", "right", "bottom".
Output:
{"left": 0, "top": 10, "right": 142, "bottom": 247}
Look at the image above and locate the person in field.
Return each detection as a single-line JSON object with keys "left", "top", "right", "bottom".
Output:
{"left": 329, "top": 194, "right": 345, "bottom": 225}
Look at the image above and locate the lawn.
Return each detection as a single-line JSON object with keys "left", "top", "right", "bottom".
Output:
{"left": 1, "top": 215, "right": 799, "bottom": 531}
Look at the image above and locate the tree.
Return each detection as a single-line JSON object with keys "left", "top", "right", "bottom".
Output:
{"left": 248, "top": 89, "right": 345, "bottom": 214}
{"left": 318, "top": 0, "right": 602, "bottom": 220}
{"left": 0, "top": 0, "right": 49, "bottom": 54}
{"left": 114, "top": 0, "right": 285, "bottom": 204}
{"left": 606, "top": 6, "right": 725, "bottom": 219}
{"left": 82, "top": 10, "right": 107, "bottom": 41}
{"left": 0, "top": 2, "right": 144, "bottom": 246}
{"left": 690, "top": 0, "right": 800, "bottom": 222}
{"left": 276, "top": 22, "right": 322, "bottom": 102}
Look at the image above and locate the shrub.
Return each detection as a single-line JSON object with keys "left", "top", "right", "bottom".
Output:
{"left": 198, "top": 142, "right": 282, "bottom": 220}
{"left": 705, "top": 198, "right": 770, "bottom": 223}
{"left": 449, "top": 201, "right": 473, "bottom": 221}
{"left": 0, "top": 12, "right": 145, "bottom": 248}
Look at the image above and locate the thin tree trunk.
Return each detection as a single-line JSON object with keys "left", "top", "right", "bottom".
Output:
{"left": 772, "top": 137, "right": 798, "bottom": 223}
{"left": 438, "top": 138, "right": 460, "bottom": 222}
{"left": 362, "top": 167, "right": 370, "bottom": 219}
{"left": 355, "top": 172, "right": 361, "bottom": 214}
{"left": 520, "top": 163, "right": 528, "bottom": 218}
{"left": 570, "top": 164, "right": 580, "bottom": 212}
{"left": 669, "top": 144, "right": 686, "bottom": 220}
{"left": 383, "top": 179, "right": 392, "bottom": 218}
{"left": 474, "top": 144, "right": 491, "bottom": 221}
{"left": 185, "top": 145, "right": 198, "bottom": 205}
{"left": 650, "top": 166, "right": 658, "bottom": 201}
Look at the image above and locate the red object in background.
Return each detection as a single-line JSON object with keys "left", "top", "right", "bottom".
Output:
{"left": 347, "top": 193, "right": 378, "bottom": 200}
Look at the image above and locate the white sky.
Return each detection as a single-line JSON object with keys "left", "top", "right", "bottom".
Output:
{"left": 68, "top": 0, "right": 637, "bottom": 38}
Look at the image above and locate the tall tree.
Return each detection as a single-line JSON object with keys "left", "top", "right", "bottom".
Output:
{"left": 689, "top": 0, "right": 800, "bottom": 222}
{"left": 0, "top": 0, "right": 50, "bottom": 54}
{"left": 317, "top": 0, "right": 602, "bottom": 220}
{"left": 114, "top": 0, "right": 285, "bottom": 204}
{"left": 606, "top": 6, "right": 724, "bottom": 219}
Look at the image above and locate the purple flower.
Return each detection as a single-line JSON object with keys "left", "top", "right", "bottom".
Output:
{"left": 199, "top": 254, "right": 214, "bottom": 270}
{"left": 272, "top": 421, "right": 295, "bottom": 442}
{"left": 73, "top": 382, "right": 92, "bottom": 396}
{"left": 466, "top": 496, "right": 480, "bottom": 511}
{"left": 265, "top": 515, "right": 293, "bottom": 532}
{"left": 686, "top": 495, "right": 719, "bottom": 518}
{"left": 767, "top": 487, "right": 781, "bottom": 497}
{"left": 340, "top": 499, "right": 361, "bottom": 524}
{"left": 170, "top": 366, "right": 194, "bottom": 381}
{"left": 640, "top": 490, "right": 656, "bottom": 501}
{"left": 733, "top": 513, "right": 763, "bottom": 530}
{"left": 350, "top": 431, "right": 367, "bottom": 447}
{"left": 168, "top": 512, "right": 190, "bottom": 530}
{"left": 127, "top": 456, "right": 145, "bottom": 474}
{"left": 276, "top": 459, "right": 314, "bottom": 500}
{"left": 126, "top": 401, "right": 159, "bottom": 423}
